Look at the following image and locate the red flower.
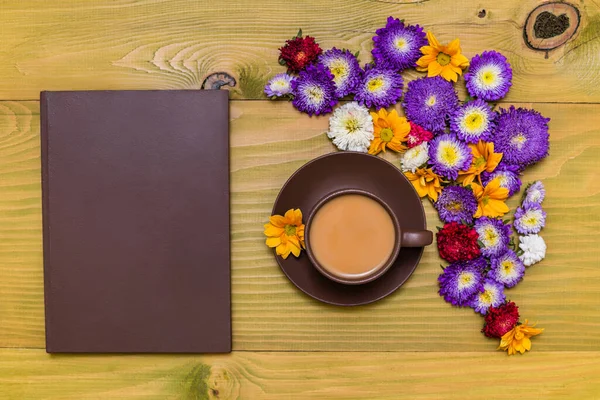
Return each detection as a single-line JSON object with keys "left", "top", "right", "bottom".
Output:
{"left": 482, "top": 301, "right": 520, "bottom": 338}
{"left": 436, "top": 222, "right": 481, "bottom": 262}
{"left": 407, "top": 122, "right": 434, "bottom": 148}
{"left": 279, "top": 35, "right": 322, "bottom": 73}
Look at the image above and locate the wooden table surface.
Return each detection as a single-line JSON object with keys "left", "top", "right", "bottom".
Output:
{"left": 1, "top": 0, "right": 600, "bottom": 398}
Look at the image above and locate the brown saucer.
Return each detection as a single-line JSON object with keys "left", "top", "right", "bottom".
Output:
{"left": 272, "top": 152, "right": 427, "bottom": 306}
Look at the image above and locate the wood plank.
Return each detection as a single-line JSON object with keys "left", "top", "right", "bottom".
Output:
{"left": 0, "top": 0, "right": 599, "bottom": 102}
{"left": 1, "top": 349, "right": 599, "bottom": 399}
{"left": 1, "top": 100, "right": 600, "bottom": 351}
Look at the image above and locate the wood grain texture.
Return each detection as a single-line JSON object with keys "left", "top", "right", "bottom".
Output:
{"left": 0, "top": 0, "right": 599, "bottom": 102}
{"left": 1, "top": 100, "right": 599, "bottom": 352}
{"left": 1, "top": 349, "right": 599, "bottom": 399}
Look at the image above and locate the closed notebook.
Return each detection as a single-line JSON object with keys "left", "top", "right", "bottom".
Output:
{"left": 41, "top": 90, "right": 231, "bottom": 353}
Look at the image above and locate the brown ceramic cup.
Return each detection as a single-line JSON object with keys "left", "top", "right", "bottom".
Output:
{"left": 304, "top": 188, "right": 433, "bottom": 285}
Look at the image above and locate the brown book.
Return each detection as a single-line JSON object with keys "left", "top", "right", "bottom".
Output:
{"left": 41, "top": 90, "right": 231, "bottom": 353}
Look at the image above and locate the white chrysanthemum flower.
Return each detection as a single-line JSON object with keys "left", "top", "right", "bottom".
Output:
{"left": 326, "top": 102, "right": 374, "bottom": 152}
{"left": 518, "top": 234, "right": 547, "bottom": 266}
{"left": 401, "top": 142, "right": 429, "bottom": 172}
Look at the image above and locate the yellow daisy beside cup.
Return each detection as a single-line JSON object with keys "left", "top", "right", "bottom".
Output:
{"left": 368, "top": 108, "right": 410, "bottom": 155}
{"left": 264, "top": 208, "right": 305, "bottom": 259}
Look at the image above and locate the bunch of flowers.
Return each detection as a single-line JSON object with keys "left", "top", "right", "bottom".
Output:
{"left": 264, "top": 17, "right": 550, "bottom": 355}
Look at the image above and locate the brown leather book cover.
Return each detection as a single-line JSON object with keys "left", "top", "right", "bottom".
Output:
{"left": 40, "top": 90, "right": 231, "bottom": 353}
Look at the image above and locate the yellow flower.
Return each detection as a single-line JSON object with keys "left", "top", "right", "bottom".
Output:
{"left": 471, "top": 177, "right": 509, "bottom": 218}
{"left": 368, "top": 108, "right": 410, "bottom": 155}
{"left": 498, "top": 320, "right": 544, "bottom": 355}
{"left": 458, "top": 141, "right": 503, "bottom": 186}
{"left": 416, "top": 31, "right": 470, "bottom": 82}
{"left": 264, "top": 208, "right": 305, "bottom": 259}
{"left": 404, "top": 168, "right": 443, "bottom": 201}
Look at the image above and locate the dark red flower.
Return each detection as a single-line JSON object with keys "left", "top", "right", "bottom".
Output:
{"left": 482, "top": 301, "right": 520, "bottom": 338}
{"left": 279, "top": 35, "right": 322, "bottom": 73}
{"left": 406, "top": 121, "right": 434, "bottom": 148}
{"left": 436, "top": 222, "right": 481, "bottom": 262}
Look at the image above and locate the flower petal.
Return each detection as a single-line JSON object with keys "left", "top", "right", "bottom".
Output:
{"left": 426, "top": 31, "right": 441, "bottom": 49}
{"left": 265, "top": 237, "right": 281, "bottom": 248}
{"left": 264, "top": 224, "right": 284, "bottom": 237}
{"left": 446, "top": 38, "right": 461, "bottom": 55}
{"left": 269, "top": 215, "right": 287, "bottom": 228}
{"left": 440, "top": 67, "right": 458, "bottom": 82}
{"left": 427, "top": 62, "right": 443, "bottom": 77}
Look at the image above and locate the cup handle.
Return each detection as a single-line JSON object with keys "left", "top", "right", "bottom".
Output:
{"left": 401, "top": 230, "right": 433, "bottom": 248}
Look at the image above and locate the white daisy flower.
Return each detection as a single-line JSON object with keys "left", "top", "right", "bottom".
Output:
{"left": 401, "top": 142, "right": 429, "bottom": 172}
{"left": 518, "top": 234, "right": 547, "bottom": 266}
{"left": 326, "top": 102, "right": 374, "bottom": 152}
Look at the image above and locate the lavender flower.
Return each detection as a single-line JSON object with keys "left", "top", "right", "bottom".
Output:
{"left": 523, "top": 181, "right": 546, "bottom": 207}
{"left": 450, "top": 99, "right": 496, "bottom": 143}
{"left": 435, "top": 185, "right": 478, "bottom": 224}
{"left": 403, "top": 76, "right": 459, "bottom": 133}
{"left": 264, "top": 73, "right": 294, "bottom": 98}
{"left": 514, "top": 204, "right": 546, "bottom": 235}
{"left": 371, "top": 17, "right": 427, "bottom": 71}
{"left": 428, "top": 134, "right": 473, "bottom": 180}
{"left": 291, "top": 63, "right": 338, "bottom": 116}
{"left": 488, "top": 250, "right": 525, "bottom": 288}
{"left": 354, "top": 64, "right": 403, "bottom": 109}
{"left": 470, "top": 279, "right": 506, "bottom": 315}
{"left": 482, "top": 163, "right": 522, "bottom": 196}
{"left": 464, "top": 50, "right": 512, "bottom": 101}
{"left": 474, "top": 217, "right": 512, "bottom": 258}
{"left": 438, "top": 258, "right": 486, "bottom": 307}
{"left": 493, "top": 106, "right": 550, "bottom": 168}
{"left": 318, "top": 48, "right": 361, "bottom": 98}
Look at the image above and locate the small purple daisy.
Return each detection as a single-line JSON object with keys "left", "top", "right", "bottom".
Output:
{"left": 470, "top": 279, "right": 506, "bottom": 315}
{"left": 523, "top": 181, "right": 546, "bottom": 207}
{"left": 493, "top": 106, "right": 550, "bottom": 167}
{"left": 435, "top": 185, "right": 478, "bottom": 224}
{"left": 438, "top": 258, "right": 486, "bottom": 307}
{"left": 482, "top": 163, "right": 522, "bottom": 196}
{"left": 371, "top": 17, "right": 427, "bottom": 71}
{"left": 264, "top": 73, "right": 294, "bottom": 98}
{"left": 488, "top": 250, "right": 525, "bottom": 288}
{"left": 428, "top": 134, "right": 473, "bottom": 180}
{"left": 474, "top": 217, "right": 512, "bottom": 258}
{"left": 318, "top": 48, "right": 361, "bottom": 99}
{"left": 291, "top": 63, "right": 338, "bottom": 116}
{"left": 403, "top": 76, "right": 459, "bottom": 133}
{"left": 514, "top": 204, "right": 546, "bottom": 235}
{"left": 465, "top": 50, "right": 513, "bottom": 101}
{"left": 354, "top": 64, "right": 403, "bottom": 109}
{"left": 450, "top": 99, "right": 496, "bottom": 143}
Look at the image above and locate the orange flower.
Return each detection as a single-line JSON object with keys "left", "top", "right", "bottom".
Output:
{"left": 404, "top": 168, "right": 443, "bottom": 201}
{"left": 471, "top": 177, "right": 509, "bottom": 218}
{"left": 458, "top": 141, "right": 503, "bottom": 186}
{"left": 416, "top": 31, "right": 470, "bottom": 82}
{"left": 264, "top": 208, "right": 305, "bottom": 259}
{"left": 368, "top": 108, "right": 410, "bottom": 155}
{"left": 498, "top": 320, "right": 544, "bottom": 355}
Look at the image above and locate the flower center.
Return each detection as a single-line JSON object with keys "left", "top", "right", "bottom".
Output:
{"left": 367, "top": 77, "right": 385, "bottom": 93}
{"left": 295, "top": 51, "right": 307, "bottom": 63}
{"left": 306, "top": 85, "right": 325, "bottom": 104}
{"left": 273, "top": 79, "right": 288, "bottom": 89}
{"left": 426, "top": 95, "right": 437, "bottom": 106}
{"left": 445, "top": 201, "right": 463, "bottom": 212}
{"left": 394, "top": 37, "right": 407, "bottom": 51}
{"left": 480, "top": 289, "right": 493, "bottom": 304}
{"left": 501, "top": 260, "right": 514, "bottom": 274}
{"left": 510, "top": 133, "right": 527, "bottom": 149}
{"left": 524, "top": 214, "right": 539, "bottom": 226}
{"left": 345, "top": 117, "right": 361, "bottom": 133}
{"left": 483, "top": 227, "right": 499, "bottom": 246}
{"left": 458, "top": 272, "right": 474, "bottom": 289}
{"left": 482, "top": 70, "right": 496, "bottom": 85}
{"left": 439, "top": 143, "right": 459, "bottom": 166}
{"left": 474, "top": 156, "right": 487, "bottom": 169}
{"left": 380, "top": 127, "right": 394, "bottom": 142}
{"left": 329, "top": 60, "right": 349, "bottom": 83}
{"left": 481, "top": 195, "right": 489, "bottom": 206}
{"left": 464, "top": 112, "right": 484, "bottom": 131}
{"left": 436, "top": 52, "right": 451, "bottom": 66}
{"left": 284, "top": 224, "right": 296, "bottom": 236}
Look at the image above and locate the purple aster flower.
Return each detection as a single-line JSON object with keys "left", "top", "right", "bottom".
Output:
{"left": 428, "top": 134, "right": 472, "bottom": 180}
{"left": 482, "top": 163, "right": 522, "bottom": 196}
{"left": 523, "top": 181, "right": 546, "bottom": 207}
{"left": 264, "top": 73, "right": 294, "bottom": 98}
{"left": 438, "top": 258, "right": 486, "bottom": 307}
{"left": 493, "top": 106, "right": 550, "bottom": 167}
{"left": 435, "top": 185, "right": 478, "bottom": 224}
{"left": 465, "top": 50, "right": 513, "bottom": 101}
{"left": 514, "top": 204, "right": 546, "bottom": 235}
{"left": 354, "top": 64, "right": 403, "bottom": 109}
{"left": 371, "top": 17, "right": 427, "bottom": 71}
{"left": 318, "top": 48, "right": 361, "bottom": 99}
{"left": 403, "top": 76, "right": 459, "bottom": 133}
{"left": 474, "top": 217, "right": 512, "bottom": 258}
{"left": 291, "top": 63, "right": 338, "bottom": 116}
{"left": 450, "top": 99, "right": 496, "bottom": 143}
{"left": 488, "top": 250, "right": 525, "bottom": 288}
{"left": 470, "top": 278, "right": 506, "bottom": 315}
